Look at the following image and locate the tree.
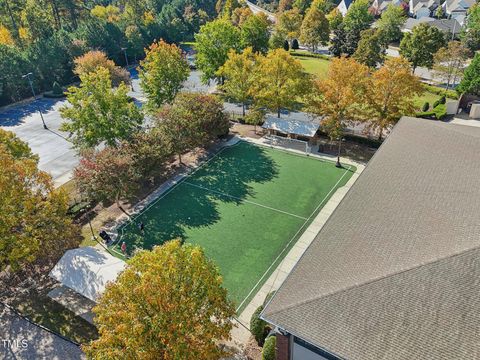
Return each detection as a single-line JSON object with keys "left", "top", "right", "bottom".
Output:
{"left": 462, "top": 4, "right": 480, "bottom": 52}
{"left": 376, "top": 5, "right": 406, "bottom": 45}
{"left": 217, "top": 47, "right": 258, "bottom": 116}
{"left": 83, "top": 240, "right": 235, "bottom": 359}
{"left": 364, "top": 57, "right": 423, "bottom": 140}
{"left": 307, "top": 56, "right": 369, "bottom": 140}
{"left": 277, "top": 8, "right": 303, "bottom": 43}
{"left": 300, "top": 6, "right": 329, "bottom": 51}
{"left": 157, "top": 92, "right": 229, "bottom": 162}
{"left": 400, "top": 23, "right": 446, "bottom": 72}
{"left": 433, "top": 41, "right": 469, "bottom": 90}
{"left": 327, "top": 7, "right": 343, "bottom": 31}
{"left": 240, "top": 13, "right": 271, "bottom": 54}
{"left": 329, "top": 23, "right": 358, "bottom": 56}
{"left": 73, "top": 50, "right": 131, "bottom": 87}
{"left": 60, "top": 68, "right": 143, "bottom": 149}
{"left": 457, "top": 53, "right": 480, "bottom": 96}
{"left": 252, "top": 49, "right": 311, "bottom": 117}
{"left": 353, "top": 29, "right": 385, "bottom": 67}
{"left": 73, "top": 146, "right": 140, "bottom": 206}
{"left": 435, "top": 5, "right": 444, "bottom": 19}
{"left": 195, "top": 18, "right": 241, "bottom": 83}
{"left": 269, "top": 30, "right": 286, "bottom": 49}
{"left": 0, "top": 132, "right": 79, "bottom": 272}
{"left": 283, "top": 39, "right": 290, "bottom": 51}
{"left": 0, "top": 44, "right": 31, "bottom": 104}
{"left": 343, "top": 0, "right": 373, "bottom": 36}
{"left": 232, "top": 6, "right": 253, "bottom": 26}
{"left": 139, "top": 40, "right": 190, "bottom": 112}
{"left": 244, "top": 105, "right": 266, "bottom": 133}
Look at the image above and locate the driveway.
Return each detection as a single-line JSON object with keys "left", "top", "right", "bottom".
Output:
{"left": 0, "top": 70, "right": 215, "bottom": 187}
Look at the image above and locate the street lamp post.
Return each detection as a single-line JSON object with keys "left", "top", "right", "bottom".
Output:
{"left": 22, "top": 72, "right": 47, "bottom": 130}
{"left": 335, "top": 137, "right": 345, "bottom": 168}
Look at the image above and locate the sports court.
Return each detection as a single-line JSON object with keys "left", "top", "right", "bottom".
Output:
{"left": 111, "top": 141, "right": 355, "bottom": 311}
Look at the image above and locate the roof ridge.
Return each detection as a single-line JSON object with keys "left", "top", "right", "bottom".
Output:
{"left": 264, "top": 243, "right": 480, "bottom": 319}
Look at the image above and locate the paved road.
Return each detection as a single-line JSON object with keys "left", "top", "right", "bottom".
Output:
{"left": 245, "top": 0, "right": 277, "bottom": 23}
{"left": 0, "top": 70, "right": 216, "bottom": 187}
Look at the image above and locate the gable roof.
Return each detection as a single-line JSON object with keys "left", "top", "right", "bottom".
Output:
{"left": 0, "top": 303, "right": 85, "bottom": 359}
{"left": 262, "top": 115, "right": 320, "bottom": 137}
{"left": 262, "top": 117, "right": 480, "bottom": 359}
{"left": 49, "top": 247, "right": 126, "bottom": 302}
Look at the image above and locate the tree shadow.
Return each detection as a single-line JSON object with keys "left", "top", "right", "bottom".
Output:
{"left": 117, "top": 142, "right": 279, "bottom": 254}
{"left": 0, "top": 98, "right": 62, "bottom": 127}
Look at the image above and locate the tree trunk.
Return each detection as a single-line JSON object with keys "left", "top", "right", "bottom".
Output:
{"left": 277, "top": 108, "right": 281, "bottom": 118}
{"left": 4, "top": 0, "right": 18, "bottom": 36}
{"left": 242, "top": 103, "right": 245, "bottom": 117}
{"left": 178, "top": 153, "right": 182, "bottom": 164}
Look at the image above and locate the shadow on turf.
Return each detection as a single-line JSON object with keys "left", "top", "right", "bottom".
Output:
{"left": 120, "top": 143, "right": 279, "bottom": 254}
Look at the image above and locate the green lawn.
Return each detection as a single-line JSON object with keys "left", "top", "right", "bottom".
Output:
{"left": 112, "top": 141, "right": 354, "bottom": 311}
{"left": 296, "top": 56, "right": 331, "bottom": 79}
{"left": 413, "top": 91, "right": 452, "bottom": 110}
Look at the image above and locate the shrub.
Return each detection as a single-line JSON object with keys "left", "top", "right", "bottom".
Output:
{"left": 283, "top": 40, "right": 289, "bottom": 51}
{"left": 263, "top": 291, "right": 276, "bottom": 307}
{"left": 433, "top": 99, "right": 440, "bottom": 108}
{"left": 290, "top": 51, "right": 330, "bottom": 61}
{"left": 433, "top": 103, "right": 447, "bottom": 119}
{"left": 422, "top": 102, "right": 429, "bottom": 112}
{"left": 52, "top": 81, "right": 63, "bottom": 96}
{"left": 250, "top": 305, "right": 269, "bottom": 346}
{"left": 262, "top": 336, "right": 276, "bottom": 360}
{"left": 291, "top": 39, "right": 299, "bottom": 50}
{"left": 439, "top": 95, "right": 446, "bottom": 104}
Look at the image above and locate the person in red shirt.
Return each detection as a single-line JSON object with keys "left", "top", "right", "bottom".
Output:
{"left": 121, "top": 241, "right": 127, "bottom": 254}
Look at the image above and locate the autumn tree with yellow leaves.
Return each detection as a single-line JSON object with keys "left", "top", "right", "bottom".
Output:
{"left": 364, "top": 57, "right": 423, "bottom": 140}
{"left": 83, "top": 240, "right": 236, "bottom": 360}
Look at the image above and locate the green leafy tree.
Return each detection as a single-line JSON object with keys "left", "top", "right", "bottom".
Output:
{"left": 240, "top": 13, "right": 271, "bottom": 54}
{"left": 252, "top": 49, "right": 311, "bottom": 117}
{"left": 262, "top": 336, "right": 277, "bottom": 360}
{"left": 353, "top": 29, "right": 385, "bottom": 67}
{"left": 244, "top": 105, "right": 266, "bottom": 133}
{"left": 461, "top": 3, "right": 480, "bottom": 52}
{"left": 217, "top": 47, "right": 258, "bottom": 116}
{"left": 458, "top": 53, "right": 480, "bottom": 96}
{"left": 435, "top": 5, "right": 444, "bottom": 18}
{"left": 433, "top": 41, "right": 469, "bottom": 90}
{"left": 400, "top": 23, "right": 446, "bottom": 72}
{"left": 343, "top": 0, "right": 373, "bottom": 35}
{"left": 277, "top": 8, "right": 303, "bottom": 43}
{"left": 73, "top": 146, "right": 140, "bottom": 206}
{"left": 269, "top": 30, "right": 286, "bottom": 49}
{"left": 0, "top": 44, "right": 31, "bottom": 104}
{"left": 376, "top": 5, "right": 406, "bottom": 45}
{"left": 327, "top": 7, "right": 343, "bottom": 31}
{"left": 139, "top": 40, "right": 190, "bottom": 112}
{"left": 157, "top": 92, "right": 229, "bottom": 162}
{"left": 195, "top": 18, "right": 241, "bottom": 83}
{"left": 60, "top": 68, "right": 143, "bottom": 149}
{"left": 0, "top": 133, "right": 79, "bottom": 271}
{"left": 300, "top": 5, "right": 329, "bottom": 51}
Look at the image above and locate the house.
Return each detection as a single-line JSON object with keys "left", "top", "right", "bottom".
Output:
{"left": 0, "top": 303, "right": 85, "bottom": 359}
{"left": 442, "top": 0, "right": 475, "bottom": 18}
{"left": 370, "top": 0, "right": 403, "bottom": 15}
{"left": 261, "top": 117, "right": 480, "bottom": 360}
{"left": 402, "top": 16, "right": 462, "bottom": 36}
{"left": 337, "top": 0, "right": 354, "bottom": 16}
{"left": 409, "top": 0, "right": 441, "bottom": 17}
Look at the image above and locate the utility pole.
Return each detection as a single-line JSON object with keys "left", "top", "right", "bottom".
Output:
{"left": 22, "top": 73, "right": 47, "bottom": 130}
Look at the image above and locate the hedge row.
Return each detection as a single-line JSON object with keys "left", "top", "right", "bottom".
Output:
{"left": 423, "top": 84, "right": 459, "bottom": 100}
{"left": 290, "top": 51, "right": 331, "bottom": 61}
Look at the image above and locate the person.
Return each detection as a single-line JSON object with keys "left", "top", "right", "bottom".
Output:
{"left": 121, "top": 241, "right": 127, "bottom": 254}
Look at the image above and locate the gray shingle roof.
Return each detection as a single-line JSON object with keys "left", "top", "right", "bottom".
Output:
{"left": 262, "top": 117, "right": 480, "bottom": 360}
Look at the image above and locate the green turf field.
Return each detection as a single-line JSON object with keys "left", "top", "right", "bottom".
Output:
{"left": 112, "top": 141, "right": 355, "bottom": 311}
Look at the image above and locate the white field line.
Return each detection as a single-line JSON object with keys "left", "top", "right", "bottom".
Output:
{"left": 182, "top": 181, "right": 308, "bottom": 220}
{"left": 110, "top": 142, "right": 242, "bottom": 256}
{"left": 235, "top": 165, "right": 352, "bottom": 312}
